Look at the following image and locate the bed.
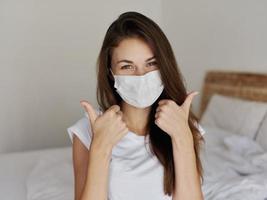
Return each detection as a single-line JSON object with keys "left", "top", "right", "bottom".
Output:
{"left": 0, "top": 146, "right": 73, "bottom": 200}
{"left": 199, "top": 70, "right": 267, "bottom": 199}
{"left": 0, "top": 70, "right": 266, "bottom": 200}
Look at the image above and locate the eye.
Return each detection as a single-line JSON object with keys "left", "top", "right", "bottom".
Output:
{"left": 121, "top": 65, "right": 134, "bottom": 70}
{"left": 147, "top": 61, "right": 157, "bottom": 67}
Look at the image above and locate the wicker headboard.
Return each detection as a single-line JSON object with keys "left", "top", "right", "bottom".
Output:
{"left": 199, "top": 70, "right": 267, "bottom": 119}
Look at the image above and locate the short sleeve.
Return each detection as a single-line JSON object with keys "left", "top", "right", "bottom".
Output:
{"left": 193, "top": 120, "right": 206, "bottom": 136}
{"left": 198, "top": 124, "right": 206, "bottom": 136}
{"left": 67, "top": 106, "right": 103, "bottom": 150}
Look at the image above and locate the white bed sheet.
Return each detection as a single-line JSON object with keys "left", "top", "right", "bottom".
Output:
{"left": 200, "top": 125, "right": 267, "bottom": 200}
{"left": 0, "top": 146, "right": 72, "bottom": 200}
{"left": 1, "top": 126, "right": 267, "bottom": 200}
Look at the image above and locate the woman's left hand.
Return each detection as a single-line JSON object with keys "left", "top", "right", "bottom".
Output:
{"left": 155, "top": 91, "right": 199, "bottom": 140}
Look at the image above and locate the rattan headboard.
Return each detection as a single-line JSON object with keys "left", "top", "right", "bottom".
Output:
{"left": 199, "top": 70, "right": 267, "bottom": 119}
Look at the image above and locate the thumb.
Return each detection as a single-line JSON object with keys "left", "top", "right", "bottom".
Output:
{"left": 182, "top": 91, "right": 199, "bottom": 117}
{"left": 80, "top": 100, "right": 97, "bottom": 125}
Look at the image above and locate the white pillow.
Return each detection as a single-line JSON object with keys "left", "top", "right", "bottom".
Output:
{"left": 255, "top": 114, "right": 267, "bottom": 151}
{"left": 200, "top": 94, "right": 267, "bottom": 139}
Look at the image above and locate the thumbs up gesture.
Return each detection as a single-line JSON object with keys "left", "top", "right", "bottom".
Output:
{"left": 80, "top": 100, "right": 129, "bottom": 151}
{"left": 154, "top": 91, "right": 199, "bottom": 141}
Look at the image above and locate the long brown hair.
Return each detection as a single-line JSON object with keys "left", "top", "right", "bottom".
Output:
{"left": 96, "top": 11, "right": 205, "bottom": 196}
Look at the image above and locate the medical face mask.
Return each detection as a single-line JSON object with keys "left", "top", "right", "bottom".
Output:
{"left": 110, "top": 69, "right": 164, "bottom": 108}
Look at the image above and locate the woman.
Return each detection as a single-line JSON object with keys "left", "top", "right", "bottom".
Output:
{"left": 67, "top": 11, "right": 206, "bottom": 200}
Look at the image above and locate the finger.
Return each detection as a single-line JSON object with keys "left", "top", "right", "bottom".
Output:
{"left": 116, "top": 110, "right": 123, "bottom": 116}
{"left": 155, "top": 111, "right": 167, "bottom": 121}
{"left": 181, "top": 91, "right": 199, "bottom": 116}
{"left": 113, "top": 127, "right": 129, "bottom": 144}
{"left": 115, "top": 111, "right": 123, "bottom": 121}
{"left": 156, "top": 103, "right": 171, "bottom": 113}
{"left": 117, "top": 122, "right": 127, "bottom": 132}
{"left": 155, "top": 111, "right": 159, "bottom": 119}
{"left": 118, "top": 127, "right": 129, "bottom": 137}
{"left": 158, "top": 99, "right": 169, "bottom": 106}
{"left": 107, "top": 104, "right": 121, "bottom": 114}
{"left": 80, "top": 100, "right": 97, "bottom": 125}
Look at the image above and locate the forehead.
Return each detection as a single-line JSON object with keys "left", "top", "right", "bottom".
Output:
{"left": 112, "top": 38, "right": 154, "bottom": 63}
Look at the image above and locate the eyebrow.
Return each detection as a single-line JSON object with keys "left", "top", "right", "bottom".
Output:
{"left": 116, "top": 56, "right": 156, "bottom": 64}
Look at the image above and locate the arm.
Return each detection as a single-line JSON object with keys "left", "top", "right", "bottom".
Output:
{"left": 77, "top": 102, "right": 128, "bottom": 200}
{"left": 154, "top": 92, "right": 203, "bottom": 199}
{"left": 72, "top": 135, "right": 89, "bottom": 200}
{"left": 171, "top": 129, "right": 204, "bottom": 200}
{"left": 72, "top": 135, "right": 112, "bottom": 200}
{"left": 80, "top": 140, "right": 112, "bottom": 200}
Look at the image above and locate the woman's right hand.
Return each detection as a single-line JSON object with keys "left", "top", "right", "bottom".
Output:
{"left": 80, "top": 100, "right": 129, "bottom": 152}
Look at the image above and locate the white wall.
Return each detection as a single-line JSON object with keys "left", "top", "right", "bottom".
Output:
{"left": 161, "top": 0, "right": 267, "bottom": 116}
{"left": 0, "top": 0, "right": 162, "bottom": 153}
{"left": 1, "top": 0, "right": 267, "bottom": 153}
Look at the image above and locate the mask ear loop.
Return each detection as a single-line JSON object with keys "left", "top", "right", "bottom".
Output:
{"left": 109, "top": 68, "right": 116, "bottom": 82}
{"left": 109, "top": 68, "right": 115, "bottom": 76}
{"left": 109, "top": 68, "right": 121, "bottom": 106}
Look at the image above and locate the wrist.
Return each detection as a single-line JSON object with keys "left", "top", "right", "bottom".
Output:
{"left": 171, "top": 130, "right": 194, "bottom": 153}
{"left": 90, "top": 140, "right": 113, "bottom": 159}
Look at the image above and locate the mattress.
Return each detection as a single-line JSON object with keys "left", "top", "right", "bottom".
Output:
{"left": 0, "top": 146, "right": 72, "bottom": 200}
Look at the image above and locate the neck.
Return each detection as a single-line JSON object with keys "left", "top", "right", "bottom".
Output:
{"left": 121, "top": 101, "right": 151, "bottom": 136}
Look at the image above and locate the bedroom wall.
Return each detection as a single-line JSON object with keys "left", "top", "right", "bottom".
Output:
{"left": 1, "top": 0, "right": 267, "bottom": 153}
{"left": 0, "top": 0, "right": 162, "bottom": 153}
{"left": 161, "top": 0, "right": 267, "bottom": 116}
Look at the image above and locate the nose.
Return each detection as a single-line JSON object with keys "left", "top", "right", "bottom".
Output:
{"left": 134, "top": 67, "right": 149, "bottom": 76}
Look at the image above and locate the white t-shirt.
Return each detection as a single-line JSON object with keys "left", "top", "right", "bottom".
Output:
{"left": 67, "top": 107, "right": 205, "bottom": 200}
